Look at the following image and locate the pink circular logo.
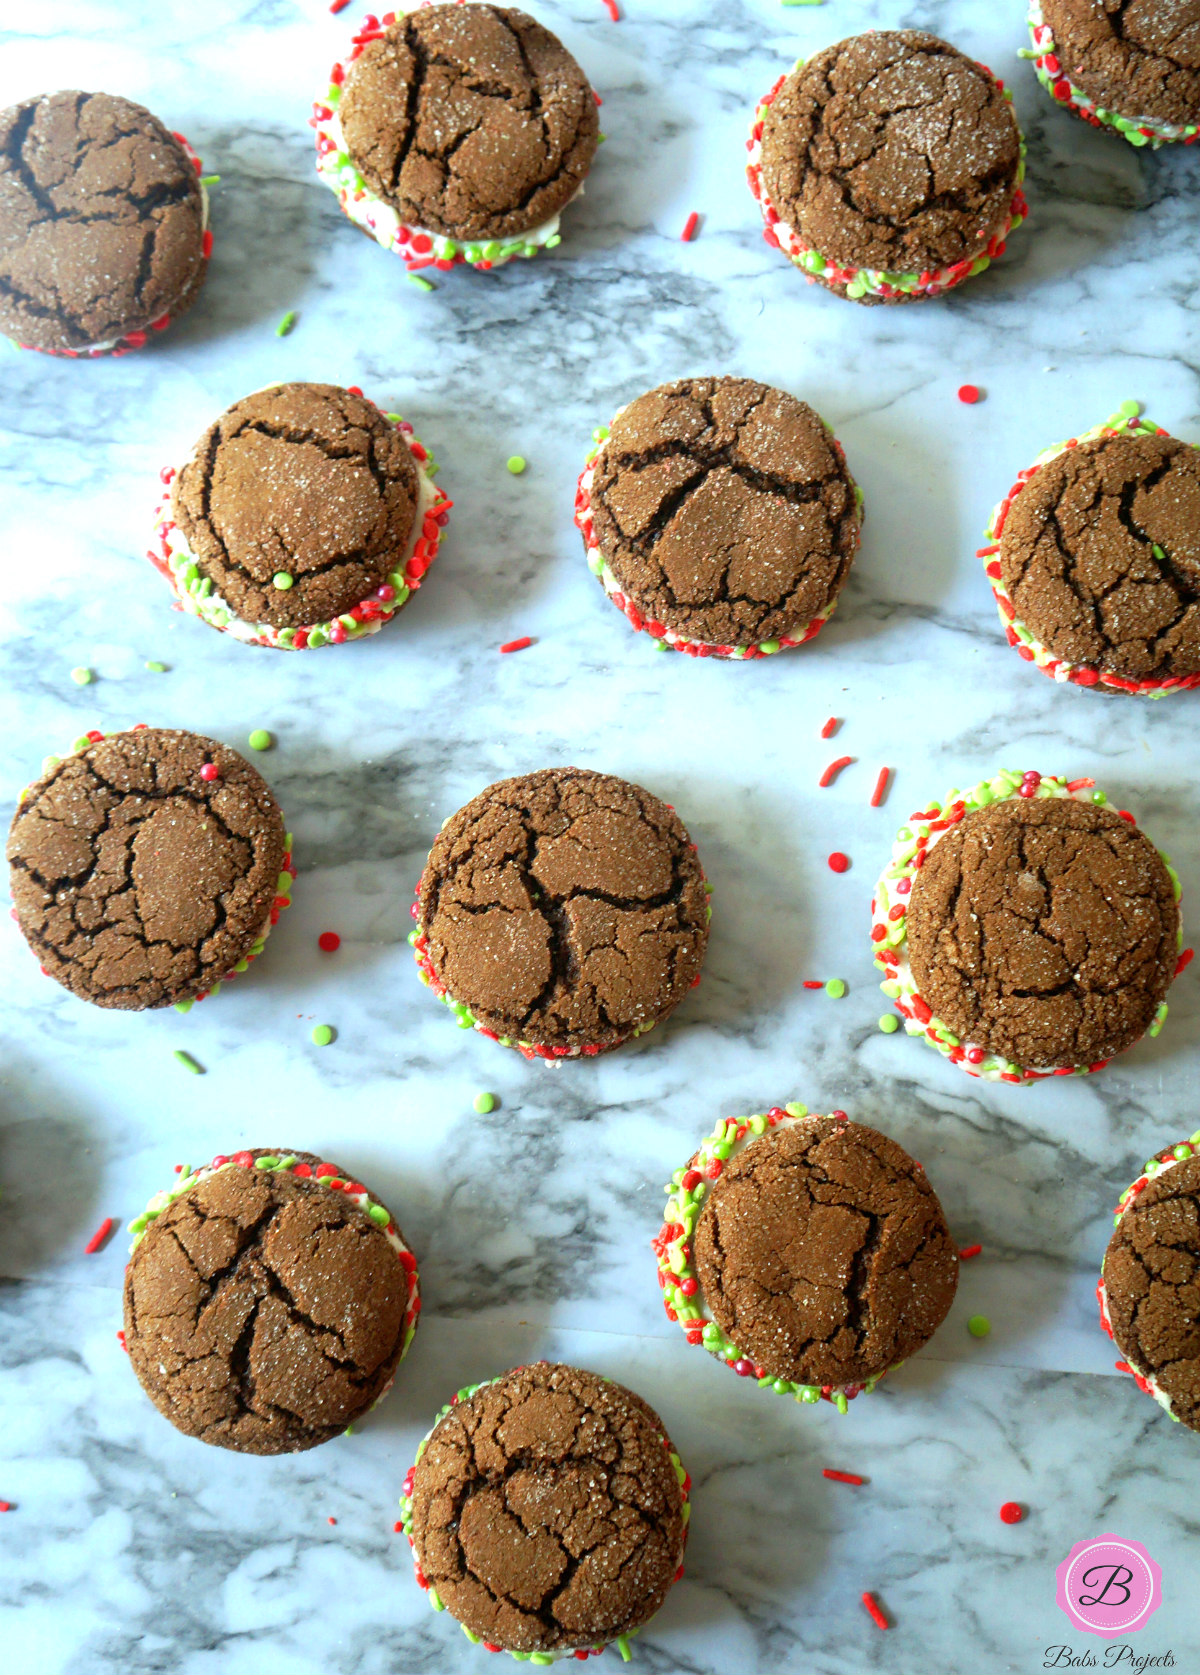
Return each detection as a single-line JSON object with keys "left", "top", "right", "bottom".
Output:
{"left": 1055, "top": 1536, "right": 1162, "bottom": 1638}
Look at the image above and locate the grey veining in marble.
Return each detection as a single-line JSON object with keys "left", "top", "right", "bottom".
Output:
{"left": 2, "top": 2, "right": 1200, "bottom": 1671}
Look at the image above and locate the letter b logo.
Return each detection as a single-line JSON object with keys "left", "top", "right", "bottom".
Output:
{"left": 1056, "top": 1538, "right": 1161, "bottom": 1637}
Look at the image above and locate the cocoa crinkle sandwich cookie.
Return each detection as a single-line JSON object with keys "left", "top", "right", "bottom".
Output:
{"left": 6, "top": 726, "right": 295, "bottom": 1013}
{"left": 1100, "top": 1133, "right": 1200, "bottom": 1430}
{"left": 151, "top": 381, "right": 451, "bottom": 649}
{"left": 313, "top": 2, "right": 599, "bottom": 274}
{"left": 410, "top": 768, "right": 711, "bottom": 1061}
{"left": 872, "top": 771, "right": 1187, "bottom": 1085}
{"left": 982, "top": 402, "right": 1200, "bottom": 697}
{"left": 575, "top": 377, "right": 863, "bottom": 660}
{"left": 399, "top": 1363, "right": 689, "bottom": 1661}
{"left": 124, "top": 1148, "right": 420, "bottom": 1453}
{"left": 1024, "top": 0, "right": 1200, "bottom": 148}
{"left": 0, "top": 89, "right": 210, "bottom": 357}
{"left": 747, "top": 31, "right": 1028, "bottom": 304}
{"left": 654, "top": 1105, "right": 959, "bottom": 1413}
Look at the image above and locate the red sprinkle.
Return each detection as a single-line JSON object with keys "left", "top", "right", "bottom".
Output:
{"left": 958, "top": 1243, "right": 983, "bottom": 1260}
{"left": 680, "top": 211, "right": 700, "bottom": 243}
{"left": 327, "top": 1517, "right": 337, "bottom": 1526}
{"left": 1000, "top": 1502, "right": 1025, "bottom": 1524}
{"left": 828, "top": 851, "right": 850, "bottom": 873}
{"left": 330, "top": 0, "right": 351, "bottom": 9}
{"left": 870, "top": 767, "right": 891, "bottom": 808}
{"left": 83, "top": 1217, "right": 115, "bottom": 1256}
{"left": 819, "top": 756, "right": 854, "bottom": 789}
{"left": 602, "top": 0, "right": 620, "bottom": 17}
{"left": 820, "top": 716, "right": 840, "bottom": 739}
{"left": 499, "top": 636, "right": 534, "bottom": 654}
{"left": 318, "top": 931, "right": 341, "bottom": 953}
{"left": 803, "top": 979, "right": 825, "bottom": 990}
{"left": 199, "top": 763, "right": 219, "bottom": 782}
{"left": 0, "top": 1502, "right": 10, "bottom": 1512}
{"left": 862, "top": 1592, "right": 890, "bottom": 1631}
{"left": 958, "top": 384, "right": 982, "bottom": 405}
{"left": 394, "top": 1520, "right": 404, "bottom": 1533}
{"left": 1176, "top": 947, "right": 1195, "bottom": 977}
{"left": 823, "top": 1469, "right": 865, "bottom": 1486}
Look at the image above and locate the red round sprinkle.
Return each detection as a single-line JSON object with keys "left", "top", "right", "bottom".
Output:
{"left": 828, "top": 852, "right": 850, "bottom": 873}
{"left": 318, "top": 931, "right": 341, "bottom": 953}
{"left": 958, "top": 384, "right": 981, "bottom": 405}
{"left": 199, "top": 763, "right": 219, "bottom": 782}
{"left": 393, "top": 1520, "right": 404, "bottom": 1533}
{"left": 327, "top": 1516, "right": 337, "bottom": 1526}
{"left": 0, "top": 1502, "right": 10, "bottom": 1512}
{"left": 1000, "top": 1502, "right": 1024, "bottom": 1524}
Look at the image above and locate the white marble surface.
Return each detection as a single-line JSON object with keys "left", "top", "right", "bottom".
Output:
{"left": 2, "top": 1, "right": 1200, "bottom": 1670}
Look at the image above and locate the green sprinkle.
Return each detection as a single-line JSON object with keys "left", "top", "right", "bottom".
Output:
{"left": 781, "top": 0, "right": 826, "bottom": 6}
{"left": 473, "top": 1091, "right": 497, "bottom": 1114}
{"left": 70, "top": 666, "right": 93, "bottom": 686}
{"left": 368, "top": 1203, "right": 390, "bottom": 1226}
{"left": 409, "top": 274, "right": 436, "bottom": 293}
{"left": 879, "top": 1014, "right": 900, "bottom": 1034}
{"left": 968, "top": 1314, "right": 992, "bottom": 1339}
{"left": 173, "top": 1050, "right": 204, "bottom": 1075}
{"left": 759, "top": 639, "right": 780, "bottom": 655}
{"left": 1117, "top": 399, "right": 1141, "bottom": 419}
{"left": 276, "top": 310, "right": 298, "bottom": 337}
{"left": 825, "top": 978, "right": 847, "bottom": 999}
{"left": 199, "top": 174, "right": 220, "bottom": 187}
{"left": 506, "top": 455, "right": 527, "bottom": 475}
{"left": 272, "top": 571, "right": 294, "bottom": 590}
{"left": 311, "top": 1024, "right": 335, "bottom": 1047}
{"left": 247, "top": 729, "right": 273, "bottom": 751}
{"left": 1174, "top": 1144, "right": 1193, "bottom": 1160}
{"left": 145, "top": 660, "right": 168, "bottom": 673}
{"left": 255, "top": 1155, "right": 280, "bottom": 1169}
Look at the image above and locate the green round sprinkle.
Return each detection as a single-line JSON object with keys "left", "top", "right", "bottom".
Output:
{"left": 759, "top": 639, "right": 780, "bottom": 655}
{"left": 247, "top": 729, "right": 273, "bottom": 751}
{"left": 173, "top": 1049, "right": 204, "bottom": 1075}
{"left": 473, "top": 1091, "right": 497, "bottom": 1114}
{"left": 71, "top": 666, "right": 93, "bottom": 686}
{"left": 72, "top": 735, "right": 91, "bottom": 753}
{"left": 968, "top": 1315, "right": 992, "bottom": 1338}
{"left": 825, "top": 978, "right": 847, "bottom": 999}
{"left": 879, "top": 1014, "right": 900, "bottom": 1034}
{"left": 506, "top": 455, "right": 527, "bottom": 475}
{"left": 145, "top": 660, "right": 167, "bottom": 673}
{"left": 1174, "top": 1144, "right": 1193, "bottom": 1160}
{"left": 368, "top": 1203, "right": 390, "bottom": 1226}
{"left": 311, "top": 1024, "right": 335, "bottom": 1047}
{"left": 272, "top": 572, "right": 294, "bottom": 590}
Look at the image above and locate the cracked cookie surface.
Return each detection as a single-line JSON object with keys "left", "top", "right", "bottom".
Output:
{"left": 0, "top": 89, "right": 207, "bottom": 352}
{"left": 7, "top": 728, "right": 287, "bottom": 1011}
{"left": 907, "top": 796, "right": 1179, "bottom": 1069}
{"left": 587, "top": 377, "right": 861, "bottom": 648}
{"left": 123, "top": 1151, "right": 409, "bottom": 1453}
{"left": 338, "top": 4, "right": 598, "bottom": 242}
{"left": 1105, "top": 1155, "right": 1200, "bottom": 1429}
{"left": 1000, "top": 429, "right": 1200, "bottom": 684}
{"left": 410, "top": 1363, "right": 685, "bottom": 1653}
{"left": 760, "top": 31, "right": 1021, "bottom": 284}
{"left": 417, "top": 768, "right": 709, "bottom": 1053}
{"left": 1043, "top": 0, "right": 1200, "bottom": 128}
{"left": 694, "top": 1118, "right": 957, "bottom": 1387}
{"left": 171, "top": 382, "right": 420, "bottom": 629}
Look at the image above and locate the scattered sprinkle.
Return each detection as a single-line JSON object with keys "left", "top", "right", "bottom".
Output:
{"left": 602, "top": 0, "right": 620, "bottom": 18}
{"left": 198, "top": 174, "right": 220, "bottom": 187}
{"left": 173, "top": 1050, "right": 204, "bottom": 1075}
{"left": 473, "top": 1091, "right": 497, "bottom": 1114}
{"left": 782, "top": 0, "right": 825, "bottom": 6}
{"left": 394, "top": 1520, "right": 404, "bottom": 1533}
{"left": 823, "top": 1469, "right": 865, "bottom": 1486}
{"left": 878, "top": 1014, "right": 900, "bottom": 1034}
{"left": 199, "top": 763, "right": 219, "bottom": 782}
{"left": 958, "top": 384, "right": 982, "bottom": 405}
{"left": 862, "top": 1593, "right": 889, "bottom": 1631}
{"left": 83, "top": 1217, "right": 115, "bottom": 1255}
{"left": 869, "top": 767, "right": 891, "bottom": 808}
{"left": 330, "top": 0, "right": 350, "bottom": 11}
{"left": 506, "top": 455, "right": 527, "bottom": 475}
{"left": 71, "top": 666, "right": 93, "bottom": 686}
{"left": 828, "top": 851, "right": 850, "bottom": 873}
{"left": 825, "top": 978, "right": 846, "bottom": 1000}
{"left": 818, "top": 755, "right": 854, "bottom": 788}
{"left": 247, "top": 729, "right": 273, "bottom": 751}
{"left": 803, "top": 979, "right": 825, "bottom": 990}
{"left": 968, "top": 1314, "right": 992, "bottom": 1338}
{"left": 272, "top": 572, "right": 294, "bottom": 590}
{"left": 680, "top": 211, "right": 700, "bottom": 243}
{"left": 276, "top": 310, "right": 298, "bottom": 338}
{"left": 145, "top": 660, "right": 168, "bottom": 673}
{"left": 312, "top": 1024, "right": 335, "bottom": 1047}
{"left": 1176, "top": 947, "right": 1195, "bottom": 976}
{"left": 0, "top": 1502, "right": 10, "bottom": 1513}
{"left": 820, "top": 716, "right": 840, "bottom": 739}
{"left": 409, "top": 274, "right": 436, "bottom": 292}
{"left": 327, "top": 1516, "right": 337, "bottom": 1525}
{"left": 318, "top": 931, "right": 341, "bottom": 953}
{"left": 1000, "top": 1502, "right": 1025, "bottom": 1524}
{"left": 959, "top": 1243, "right": 983, "bottom": 1260}
{"left": 500, "top": 636, "right": 534, "bottom": 654}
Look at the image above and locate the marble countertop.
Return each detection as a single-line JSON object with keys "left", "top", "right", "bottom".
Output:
{"left": 2, "top": 1, "right": 1200, "bottom": 1671}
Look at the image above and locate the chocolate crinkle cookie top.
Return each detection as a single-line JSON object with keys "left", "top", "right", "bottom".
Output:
{"left": 588, "top": 377, "right": 861, "bottom": 648}
{"left": 0, "top": 90, "right": 207, "bottom": 352}
{"left": 123, "top": 1153, "right": 409, "bottom": 1453}
{"left": 1105, "top": 1155, "right": 1200, "bottom": 1429}
{"left": 693, "top": 1117, "right": 958, "bottom": 1387}
{"left": 761, "top": 31, "right": 1021, "bottom": 277}
{"left": 409, "top": 1363, "right": 685, "bottom": 1653}
{"left": 417, "top": 768, "right": 709, "bottom": 1052}
{"left": 337, "top": 4, "right": 599, "bottom": 242}
{"left": 1043, "top": 0, "right": 1200, "bottom": 128}
{"left": 907, "top": 796, "right": 1180, "bottom": 1069}
{"left": 1000, "top": 429, "right": 1200, "bottom": 684}
{"left": 7, "top": 728, "right": 286, "bottom": 1011}
{"left": 171, "top": 383, "right": 420, "bottom": 630}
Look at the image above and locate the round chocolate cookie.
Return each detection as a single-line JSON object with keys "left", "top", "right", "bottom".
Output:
{"left": 124, "top": 1149, "right": 417, "bottom": 1453}
{"left": 906, "top": 794, "right": 1180, "bottom": 1071}
{"left": 165, "top": 382, "right": 437, "bottom": 648}
{"left": 7, "top": 727, "right": 288, "bottom": 1011}
{"left": 0, "top": 90, "right": 208, "bottom": 353}
{"left": 998, "top": 426, "right": 1200, "bottom": 690}
{"left": 754, "top": 31, "right": 1025, "bottom": 303}
{"left": 404, "top": 1363, "right": 687, "bottom": 1655}
{"left": 578, "top": 377, "right": 862, "bottom": 657}
{"left": 412, "top": 768, "right": 711, "bottom": 1059}
{"left": 336, "top": 4, "right": 598, "bottom": 247}
{"left": 691, "top": 1116, "right": 958, "bottom": 1391}
{"left": 1033, "top": 0, "right": 1200, "bottom": 143}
